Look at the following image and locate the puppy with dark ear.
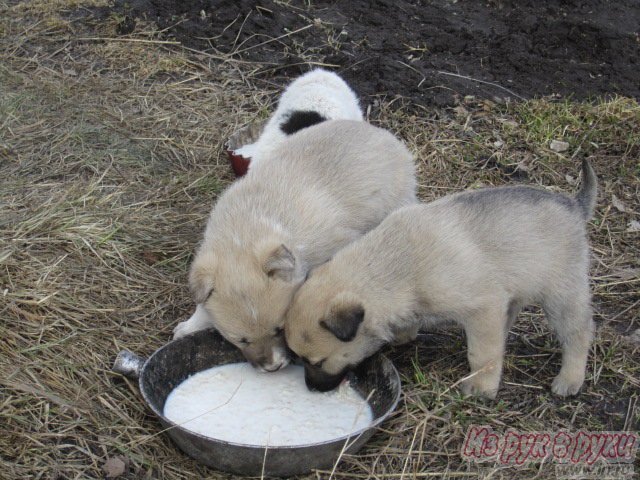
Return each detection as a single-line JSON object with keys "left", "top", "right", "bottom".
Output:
{"left": 287, "top": 160, "right": 596, "bottom": 398}
{"left": 320, "top": 297, "right": 365, "bottom": 342}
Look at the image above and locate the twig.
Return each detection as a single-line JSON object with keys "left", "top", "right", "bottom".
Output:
{"left": 607, "top": 298, "right": 640, "bottom": 324}
{"left": 230, "top": 24, "right": 314, "bottom": 56}
{"left": 328, "top": 389, "right": 376, "bottom": 480}
{"left": 317, "top": 471, "right": 478, "bottom": 478}
{"left": 76, "top": 37, "right": 181, "bottom": 45}
{"left": 230, "top": 11, "right": 252, "bottom": 52}
{"left": 437, "top": 70, "right": 526, "bottom": 100}
{"left": 180, "top": 45, "right": 275, "bottom": 65}
{"left": 396, "top": 60, "right": 426, "bottom": 88}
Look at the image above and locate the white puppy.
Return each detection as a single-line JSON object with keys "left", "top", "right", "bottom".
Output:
{"left": 234, "top": 69, "right": 363, "bottom": 165}
{"left": 175, "top": 120, "right": 416, "bottom": 372}
{"left": 175, "top": 70, "right": 363, "bottom": 340}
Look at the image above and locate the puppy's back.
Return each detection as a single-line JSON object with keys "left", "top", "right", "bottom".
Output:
{"left": 207, "top": 120, "right": 416, "bottom": 267}
{"left": 277, "top": 69, "right": 363, "bottom": 121}
{"left": 251, "top": 120, "right": 416, "bottom": 225}
{"left": 403, "top": 177, "right": 595, "bottom": 298}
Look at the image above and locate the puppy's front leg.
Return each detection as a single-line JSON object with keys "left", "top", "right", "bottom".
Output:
{"left": 460, "top": 308, "right": 507, "bottom": 400}
{"left": 173, "top": 304, "right": 215, "bottom": 339}
{"left": 391, "top": 324, "right": 420, "bottom": 346}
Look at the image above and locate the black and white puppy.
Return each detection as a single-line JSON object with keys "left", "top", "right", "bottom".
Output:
{"left": 232, "top": 68, "right": 363, "bottom": 165}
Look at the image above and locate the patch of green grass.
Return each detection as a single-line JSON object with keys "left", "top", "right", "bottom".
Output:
{"left": 506, "top": 96, "right": 640, "bottom": 158}
{"left": 513, "top": 99, "right": 590, "bottom": 145}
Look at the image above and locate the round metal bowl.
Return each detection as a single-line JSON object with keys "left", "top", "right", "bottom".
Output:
{"left": 113, "top": 329, "right": 401, "bottom": 477}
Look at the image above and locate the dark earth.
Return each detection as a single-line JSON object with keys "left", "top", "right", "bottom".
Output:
{"left": 108, "top": 0, "right": 640, "bottom": 107}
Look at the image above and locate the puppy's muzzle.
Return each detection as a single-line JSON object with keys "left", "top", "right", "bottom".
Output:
{"left": 304, "top": 365, "right": 347, "bottom": 392}
{"left": 254, "top": 357, "right": 289, "bottom": 372}
{"left": 244, "top": 342, "right": 290, "bottom": 372}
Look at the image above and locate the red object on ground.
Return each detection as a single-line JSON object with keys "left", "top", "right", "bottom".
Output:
{"left": 225, "top": 121, "right": 265, "bottom": 178}
{"left": 226, "top": 150, "right": 250, "bottom": 177}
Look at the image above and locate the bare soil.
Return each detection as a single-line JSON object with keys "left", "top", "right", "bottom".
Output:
{"left": 111, "top": 0, "right": 640, "bottom": 106}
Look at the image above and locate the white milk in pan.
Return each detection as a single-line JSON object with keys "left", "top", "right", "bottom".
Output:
{"left": 163, "top": 363, "right": 373, "bottom": 446}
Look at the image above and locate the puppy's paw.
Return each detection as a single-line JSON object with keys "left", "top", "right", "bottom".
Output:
{"left": 551, "top": 374, "right": 583, "bottom": 397}
{"left": 173, "top": 305, "right": 214, "bottom": 340}
{"left": 460, "top": 377, "right": 499, "bottom": 400}
{"left": 173, "top": 320, "right": 195, "bottom": 339}
{"left": 391, "top": 325, "right": 419, "bottom": 346}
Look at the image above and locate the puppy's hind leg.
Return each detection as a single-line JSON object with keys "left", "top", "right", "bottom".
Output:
{"left": 460, "top": 304, "right": 508, "bottom": 400}
{"left": 173, "top": 304, "right": 215, "bottom": 339}
{"left": 543, "top": 288, "right": 593, "bottom": 397}
{"left": 506, "top": 299, "right": 524, "bottom": 332}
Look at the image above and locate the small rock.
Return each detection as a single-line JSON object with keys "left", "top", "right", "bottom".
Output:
{"left": 493, "top": 140, "right": 504, "bottom": 148}
{"left": 453, "top": 105, "right": 469, "bottom": 117}
{"left": 516, "top": 159, "right": 531, "bottom": 172}
{"left": 624, "top": 329, "right": 640, "bottom": 347}
{"left": 626, "top": 220, "right": 640, "bottom": 233}
{"left": 549, "top": 140, "right": 570, "bottom": 152}
{"left": 103, "top": 456, "right": 126, "bottom": 478}
{"left": 497, "top": 118, "right": 519, "bottom": 128}
{"left": 612, "top": 194, "right": 627, "bottom": 213}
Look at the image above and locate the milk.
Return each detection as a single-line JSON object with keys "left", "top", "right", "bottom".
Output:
{"left": 163, "top": 363, "right": 373, "bottom": 446}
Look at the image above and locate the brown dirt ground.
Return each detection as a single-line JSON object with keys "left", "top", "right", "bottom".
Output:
{"left": 107, "top": 0, "right": 640, "bottom": 107}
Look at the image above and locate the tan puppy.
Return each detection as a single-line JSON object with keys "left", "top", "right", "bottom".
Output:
{"left": 177, "top": 120, "right": 416, "bottom": 372}
{"left": 286, "top": 160, "right": 597, "bottom": 398}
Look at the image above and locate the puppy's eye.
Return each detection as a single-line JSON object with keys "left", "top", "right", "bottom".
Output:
{"left": 273, "top": 326, "right": 284, "bottom": 337}
{"left": 239, "top": 337, "right": 250, "bottom": 346}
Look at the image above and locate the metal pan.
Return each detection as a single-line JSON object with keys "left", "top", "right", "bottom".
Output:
{"left": 113, "top": 329, "right": 401, "bottom": 477}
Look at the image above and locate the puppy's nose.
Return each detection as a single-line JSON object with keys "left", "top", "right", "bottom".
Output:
{"left": 304, "top": 367, "right": 345, "bottom": 392}
{"left": 245, "top": 344, "right": 291, "bottom": 372}
{"left": 262, "top": 362, "right": 286, "bottom": 373}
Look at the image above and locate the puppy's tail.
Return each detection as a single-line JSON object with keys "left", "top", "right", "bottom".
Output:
{"left": 575, "top": 159, "right": 597, "bottom": 220}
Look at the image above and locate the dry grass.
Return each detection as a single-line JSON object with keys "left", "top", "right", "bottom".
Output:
{"left": 1, "top": 1, "right": 638, "bottom": 479}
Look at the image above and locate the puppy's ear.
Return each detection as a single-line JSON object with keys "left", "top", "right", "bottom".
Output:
{"left": 189, "top": 254, "right": 215, "bottom": 304}
{"left": 263, "top": 244, "right": 297, "bottom": 282}
{"left": 320, "top": 295, "right": 365, "bottom": 342}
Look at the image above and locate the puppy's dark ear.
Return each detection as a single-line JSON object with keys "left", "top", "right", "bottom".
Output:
{"left": 263, "top": 244, "right": 296, "bottom": 282}
{"left": 189, "top": 255, "right": 215, "bottom": 304}
{"left": 320, "top": 304, "right": 365, "bottom": 342}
